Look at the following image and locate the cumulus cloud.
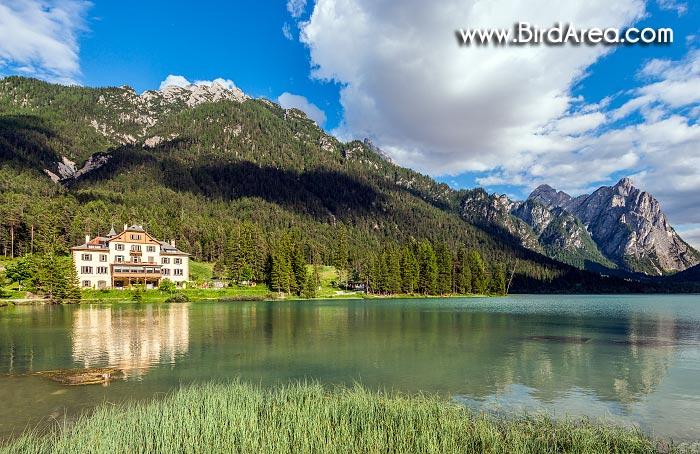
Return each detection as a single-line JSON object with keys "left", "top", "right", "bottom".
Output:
{"left": 300, "top": 0, "right": 645, "bottom": 176}
{"left": 299, "top": 0, "right": 700, "bottom": 227}
{"left": 677, "top": 227, "right": 700, "bottom": 250}
{"left": 278, "top": 92, "right": 327, "bottom": 127}
{"left": 478, "top": 48, "right": 700, "bottom": 225}
{"left": 159, "top": 75, "right": 240, "bottom": 91}
{"left": 287, "top": 0, "right": 307, "bottom": 18}
{"left": 0, "top": 0, "right": 90, "bottom": 84}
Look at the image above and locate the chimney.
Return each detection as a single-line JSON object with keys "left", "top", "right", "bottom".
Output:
{"left": 170, "top": 239, "right": 176, "bottom": 248}
{"left": 124, "top": 223, "right": 128, "bottom": 232}
{"left": 85, "top": 235, "right": 90, "bottom": 244}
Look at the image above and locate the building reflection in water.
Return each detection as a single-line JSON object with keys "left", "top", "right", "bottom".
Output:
{"left": 72, "top": 304, "right": 190, "bottom": 377}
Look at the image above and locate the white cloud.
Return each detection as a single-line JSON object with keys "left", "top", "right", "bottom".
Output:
{"left": 676, "top": 226, "right": 700, "bottom": 250}
{"left": 300, "top": 0, "right": 645, "bottom": 176}
{"left": 159, "top": 75, "right": 240, "bottom": 91}
{"left": 278, "top": 92, "right": 327, "bottom": 127}
{"left": 656, "top": 0, "right": 687, "bottom": 15}
{"left": 299, "top": 0, "right": 700, "bottom": 227}
{"left": 287, "top": 0, "right": 307, "bottom": 18}
{"left": 0, "top": 0, "right": 90, "bottom": 84}
{"left": 282, "top": 22, "right": 293, "bottom": 40}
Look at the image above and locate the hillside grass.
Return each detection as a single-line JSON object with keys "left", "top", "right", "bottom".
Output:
{"left": 1, "top": 381, "right": 681, "bottom": 454}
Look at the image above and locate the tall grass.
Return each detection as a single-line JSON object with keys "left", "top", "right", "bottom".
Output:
{"left": 2, "top": 381, "right": 685, "bottom": 453}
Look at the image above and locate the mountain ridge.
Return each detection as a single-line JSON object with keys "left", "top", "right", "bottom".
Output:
{"left": 0, "top": 75, "right": 697, "bottom": 292}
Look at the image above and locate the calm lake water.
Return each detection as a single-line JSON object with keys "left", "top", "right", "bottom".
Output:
{"left": 1, "top": 295, "right": 699, "bottom": 441}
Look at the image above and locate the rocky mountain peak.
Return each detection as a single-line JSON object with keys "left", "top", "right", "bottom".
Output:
{"left": 154, "top": 82, "right": 248, "bottom": 106}
{"left": 613, "top": 177, "right": 636, "bottom": 196}
{"left": 528, "top": 184, "right": 572, "bottom": 208}
{"left": 529, "top": 179, "right": 699, "bottom": 275}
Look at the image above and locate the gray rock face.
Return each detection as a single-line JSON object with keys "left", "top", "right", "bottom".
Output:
{"left": 459, "top": 190, "right": 542, "bottom": 253}
{"left": 363, "top": 138, "right": 397, "bottom": 164}
{"left": 459, "top": 178, "right": 698, "bottom": 275}
{"left": 528, "top": 178, "right": 700, "bottom": 275}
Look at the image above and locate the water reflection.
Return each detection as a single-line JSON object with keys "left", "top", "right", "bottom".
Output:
{"left": 1, "top": 296, "right": 700, "bottom": 441}
{"left": 71, "top": 304, "right": 190, "bottom": 377}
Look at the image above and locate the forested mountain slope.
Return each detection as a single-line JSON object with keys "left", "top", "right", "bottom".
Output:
{"left": 0, "top": 76, "right": 684, "bottom": 293}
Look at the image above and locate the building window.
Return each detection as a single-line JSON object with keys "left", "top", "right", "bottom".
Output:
{"left": 115, "top": 255, "right": 124, "bottom": 262}
{"left": 97, "top": 267, "right": 108, "bottom": 274}
{"left": 131, "top": 244, "right": 141, "bottom": 251}
{"left": 82, "top": 280, "right": 91, "bottom": 288}
{"left": 130, "top": 234, "right": 141, "bottom": 240}
{"left": 115, "top": 243, "right": 124, "bottom": 251}
{"left": 162, "top": 268, "right": 170, "bottom": 276}
{"left": 174, "top": 269, "right": 184, "bottom": 276}
{"left": 81, "top": 253, "right": 92, "bottom": 261}
{"left": 97, "top": 280, "right": 107, "bottom": 289}
{"left": 162, "top": 257, "right": 170, "bottom": 264}
{"left": 147, "top": 245, "right": 155, "bottom": 252}
{"left": 147, "top": 256, "right": 154, "bottom": 263}
{"left": 99, "top": 254, "right": 108, "bottom": 262}
{"left": 174, "top": 258, "right": 182, "bottom": 265}
{"left": 133, "top": 257, "right": 140, "bottom": 263}
{"left": 81, "top": 266, "right": 93, "bottom": 274}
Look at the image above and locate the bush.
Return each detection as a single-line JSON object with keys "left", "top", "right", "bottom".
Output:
{"left": 165, "top": 292, "right": 188, "bottom": 303}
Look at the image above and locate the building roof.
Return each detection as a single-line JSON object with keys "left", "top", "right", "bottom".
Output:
{"left": 159, "top": 240, "right": 190, "bottom": 256}
{"left": 69, "top": 236, "right": 109, "bottom": 251}
{"left": 70, "top": 230, "right": 189, "bottom": 256}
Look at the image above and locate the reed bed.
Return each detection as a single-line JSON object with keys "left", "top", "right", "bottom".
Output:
{"left": 2, "top": 381, "right": 684, "bottom": 453}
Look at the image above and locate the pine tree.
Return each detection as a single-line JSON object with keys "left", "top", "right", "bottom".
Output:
{"left": 455, "top": 247, "right": 472, "bottom": 294}
{"left": 418, "top": 240, "right": 438, "bottom": 295}
{"left": 468, "top": 250, "right": 487, "bottom": 295}
{"left": 385, "top": 244, "right": 402, "bottom": 294}
{"left": 62, "top": 256, "right": 82, "bottom": 302}
{"left": 400, "top": 244, "right": 420, "bottom": 294}
{"left": 334, "top": 223, "right": 349, "bottom": 288}
{"left": 291, "top": 243, "right": 307, "bottom": 295}
{"left": 435, "top": 241, "right": 453, "bottom": 295}
{"left": 489, "top": 262, "right": 507, "bottom": 296}
{"left": 302, "top": 271, "right": 317, "bottom": 299}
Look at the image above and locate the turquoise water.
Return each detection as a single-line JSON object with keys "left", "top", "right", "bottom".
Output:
{"left": 1, "top": 295, "right": 699, "bottom": 441}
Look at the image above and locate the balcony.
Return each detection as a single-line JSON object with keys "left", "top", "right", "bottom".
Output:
{"left": 129, "top": 250, "right": 142, "bottom": 256}
{"left": 112, "top": 265, "right": 162, "bottom": 278}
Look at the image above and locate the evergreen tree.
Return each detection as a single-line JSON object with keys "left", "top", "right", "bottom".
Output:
{"left": 385, "top": 244, "right": 402, "bottom": 294}
{"left": 435, "top": 241, "right": 453, "bottom": 295}
{"left": 468, "top": 250, "right": 487, "bottom": 295}
{"left": 401, "top": 245, "right": 419, "bottom": 294}
{"left": 62, "top": 257, "right": 82, "bottom": 302}
{"left": 333, "top": 223, "right": 349, "bottom": 288}
{"left": 302, "top": 270, "right": 317, "bottom": 299}
{"left": 489, "top": 262, "right": 507, "bottom": 296}
{"left": 418, "top": 240, "right": 438, "bottom": 295}
{"left": 455, "top": 247, "right": 472, "bottom": 294}
{"left": 291, "top": 243, "right": 307, "bottom": 295}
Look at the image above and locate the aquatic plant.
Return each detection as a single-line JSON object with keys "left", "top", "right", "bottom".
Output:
{"left": 2, "top": 380, "right": 680, "bottom": 453}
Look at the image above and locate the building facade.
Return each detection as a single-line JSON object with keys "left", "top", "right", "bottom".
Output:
{"left": 70, "top": 225, "right": 189, "bottom": 289}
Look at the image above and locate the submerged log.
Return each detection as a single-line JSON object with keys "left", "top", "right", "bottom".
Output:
{"left": 528, "top": 335, "right": 592, "bottom": 344}
{"left": 36, "top": 368, "right": 124, "bottom": 385}
{"left": 1, "top": 368, "right": 125, "bottom": 385}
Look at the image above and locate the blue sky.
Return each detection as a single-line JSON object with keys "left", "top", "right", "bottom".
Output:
{"left": 1, "top": 0, "right": 700, "bottom": 245}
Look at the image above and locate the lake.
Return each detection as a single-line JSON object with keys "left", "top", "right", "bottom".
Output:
{"left": 1, "top": 295, "right": 699, "bottom": 442}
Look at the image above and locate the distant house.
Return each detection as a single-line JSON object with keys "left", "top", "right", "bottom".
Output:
{"left": 70, "top": 225, "right": 189, "bottom": 289}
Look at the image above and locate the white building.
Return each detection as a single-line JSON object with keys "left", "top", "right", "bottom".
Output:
{"left": 70, "top": 225, "right": 189, "bottom": 289}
